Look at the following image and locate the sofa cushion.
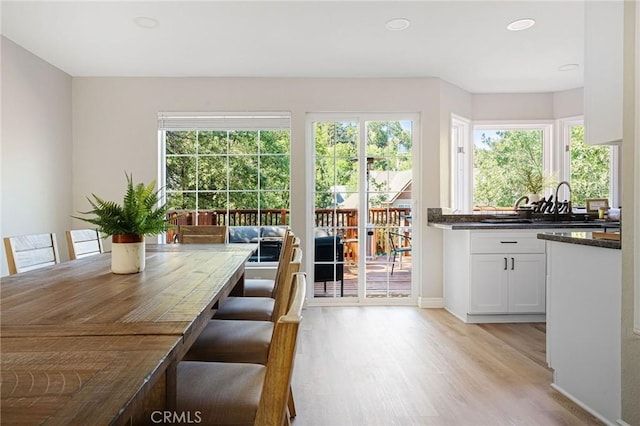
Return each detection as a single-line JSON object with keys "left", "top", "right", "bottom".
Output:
{"left": 260, "top": 226, "right": 287, "bottom": 238}
{"left": 229, "top": 227, "right": 260, "bottom": 243}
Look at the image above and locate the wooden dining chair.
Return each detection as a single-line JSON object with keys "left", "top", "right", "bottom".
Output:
{"left": 3, "top": 233, "right": 61, "bottom": 275}
{"left": 212, "top": 247, "right": 302, "bottom": 322}
{"left": 184, "top": 256, "right": 302, "bottom": 364}
{"left": 177, "top": 272, "right": 306, "bottom": 425}
{"left": 178, "top": 225, "right": 228, "bottom": 244}
{"left": 243, "top": 231, "right": 295, "bottom": 297}
{"left": 183, "top": 267, "right": 305, "bottom": 420}
{"left": 66, "top": 229, "right": 104, "bottom": 260}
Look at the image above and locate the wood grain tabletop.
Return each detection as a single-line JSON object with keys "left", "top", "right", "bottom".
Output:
{"left": 0, "top": 243, "right": 255, "bottom": 425}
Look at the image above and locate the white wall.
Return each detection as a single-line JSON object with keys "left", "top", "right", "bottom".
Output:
{"left": 621, "top": 1, "right": 639, "bottom": 423}
{"left": 0, "top": 37, "right": 73, "bottom": 277}
{"left": 553, "top": 87, "right": 584, "bottom": 119}
{"left": 71, "top": 76, "right": 446, "bottom": 301}
{"left": 471, "top": 92, "right": 556, "bottom": 121}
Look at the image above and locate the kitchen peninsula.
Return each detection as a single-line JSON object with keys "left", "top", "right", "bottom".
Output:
{"left": 430, "top": 205, "right": 623, "bottom": 424}
{"left": 428, "top": 208, "right": 618, "bottom": 324}
{"left": 537, "top": 231, "right": 621, "bottom": 425}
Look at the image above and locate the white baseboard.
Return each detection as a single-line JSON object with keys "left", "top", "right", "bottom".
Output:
{"left": 550, "top": 383, "right": 619, "bottom": 426}
{"left": 419, "top": 297, "right": 444, "bottom": 308}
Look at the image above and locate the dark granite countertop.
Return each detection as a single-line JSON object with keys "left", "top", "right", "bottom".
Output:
{"left": 428, "top": 221, "right": 614, "bottom": 230}
{"left": 537, "top": 231, "right": 621, "bottom": 250}
{"left": 426, "top": 207, "right": 620, "bottom": 231}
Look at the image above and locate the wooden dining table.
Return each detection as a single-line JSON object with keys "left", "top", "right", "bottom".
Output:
{"left": 1, "top": 243, "right": 256, "bottom": 425}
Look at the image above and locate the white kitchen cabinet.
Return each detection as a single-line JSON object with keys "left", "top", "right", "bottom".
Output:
{"left": 443, "top": 229, "right": 548, "bottom": 323}
{"left": 470, "top": 253, "right": 546, "bottom": 314}
{"left": 584, "top": 0, "right": 623, "bottom": 145}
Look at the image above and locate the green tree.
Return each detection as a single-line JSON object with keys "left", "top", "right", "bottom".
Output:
{"left": 314, "top": 122, "right": 358, "bottom": 208}
{"left": 569, "top": 125, "right": 610, "bottom": 207}
{"left": 473, "top": 126, "right": 610, "bottom": 208}
{"left": 165, "top": 129, "right": 290, "bottom": 214}
{"left": 473, "top": 130, "right": 543, "bottom": 207}
{"left": 313, "top": 120, "right": 412, "bottom": 209}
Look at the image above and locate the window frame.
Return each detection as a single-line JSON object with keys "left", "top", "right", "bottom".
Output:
{"left": 558, "top": 116, "right": 620, "bottom": 209}
{"left": 450, "top": 114, "right": 471, "bottom": 213}
{"left": 158, "top": 112, "right": 291, "bottom": 264}
{"left": 467, "top": 120, "right": 554, "bottom": 211}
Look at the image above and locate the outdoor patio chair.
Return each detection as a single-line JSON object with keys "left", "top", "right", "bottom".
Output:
{"left": 314, "top": 235, "right": 344, "bottom": 296}
{"left": 388, "top": 231, "right": 411, "bottom": 275}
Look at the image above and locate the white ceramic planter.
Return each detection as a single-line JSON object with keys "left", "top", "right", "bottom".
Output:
{"left": 111, "top": 235, "right": 145, "bottom": 274}
{"left": 527, "top": 193, "right": 542, "bottom": 203}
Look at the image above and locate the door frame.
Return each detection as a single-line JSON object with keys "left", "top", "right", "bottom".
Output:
{"left": 305, "top": 112, "right": 421, "bottom": 306}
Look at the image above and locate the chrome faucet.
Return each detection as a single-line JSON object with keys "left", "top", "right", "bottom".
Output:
{"left": 554, "top": 180, "right": 572, "bottom": 220}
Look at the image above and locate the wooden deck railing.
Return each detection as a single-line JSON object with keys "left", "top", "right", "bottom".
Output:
{"left": 166, "top": 208, "right": 412, "bottom": 251}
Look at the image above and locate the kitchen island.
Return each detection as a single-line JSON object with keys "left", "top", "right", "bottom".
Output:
{"left": 538, "top": 231, "right": 621, "bottom": 425}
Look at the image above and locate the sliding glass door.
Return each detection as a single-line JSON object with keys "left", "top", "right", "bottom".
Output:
{"left": 310, "top": 114, "right": 417, "bottom": 303}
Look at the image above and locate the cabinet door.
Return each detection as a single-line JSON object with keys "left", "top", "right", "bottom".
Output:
{"left": 584, "top": 0, "right": 623, "bottom": 145}
{"left": 470, "top": 255, "right": 509, "bottom": 314}
{"left": 508, "top": 253, "right": 546, "bottom": 313}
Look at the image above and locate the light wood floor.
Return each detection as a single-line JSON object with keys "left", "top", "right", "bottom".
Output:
{"left": 291, "top": 307, "right": 602, "bottom": 426}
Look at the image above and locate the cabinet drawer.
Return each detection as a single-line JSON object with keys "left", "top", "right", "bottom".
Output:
{"left": 470, "top": 232, "right": 545, "bottom": 254}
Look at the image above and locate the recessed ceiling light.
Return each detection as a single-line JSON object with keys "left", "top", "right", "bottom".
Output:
{"left": 134, "top": 16, "right": 159, "bottom": 29}
{"left": 558, "top": 63, "right": 579, "bottom": 72}
{"left": 385, "top": 18, "right": 411, "bottom": 31}
{"left": 507, "top": 18, "right": 536, "bottom": 31}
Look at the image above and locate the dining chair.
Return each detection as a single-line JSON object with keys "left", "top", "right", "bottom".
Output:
{"left": 212, "top": 247, "right": 302, "bottom": 322}
{"left": 184, "top": 260, "right": 302, "bottom": 364}
{"left": 177, "top": 225, "right": 228, "bottom": 244}
{"left": 184, "top": 256, "right": 303, "bottom": 420}
{"left": 388, "top": 231, "right": 412, "bottom": 275}
{"left": 243, "top": 231, "right": 295, "bottom": 297}
{"left": 3, "top": 233, "right": 61, "bottom": 275}
{"left": 177, "top": 272, "right": 306, "bottom": 425}
{"left": 66, "top": 229, "right": 103, "bottom": 260}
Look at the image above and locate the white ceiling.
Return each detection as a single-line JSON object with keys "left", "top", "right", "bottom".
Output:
{"left": 0, "top": 0, "right": 585, "bottom": 94}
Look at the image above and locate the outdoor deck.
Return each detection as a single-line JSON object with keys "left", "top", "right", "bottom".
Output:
{"left": 314, "top": 255, "right": 412, "bottom": 298}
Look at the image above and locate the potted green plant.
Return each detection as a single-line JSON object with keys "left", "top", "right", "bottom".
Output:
{"left": 520, "top": 169, "right": 556, "bottom": 203}
{"left": 74, "top": 173, "right": 168, "bottom": 274}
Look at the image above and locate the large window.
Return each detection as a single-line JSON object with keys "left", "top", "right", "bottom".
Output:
{"left": 451, "top": 117, "right": 618, "bottom": 213}
{"left": 472, "top": 123, "right": 551, "bottom": 209}
{"left": 561, "top": 119, "right": 614, "bottom": 208}
{"left": 159, "top": 112, "right": 291, "bottom": 261}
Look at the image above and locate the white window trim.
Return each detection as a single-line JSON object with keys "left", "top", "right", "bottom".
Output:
{"left": 451, "top": 114, "right": 471, "bottom": 213}
{"left": 470, "top": 120, "right": 554, "bottom": 208}
{"left": 558, "top": 116, "right": 620, "bottom": 209}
